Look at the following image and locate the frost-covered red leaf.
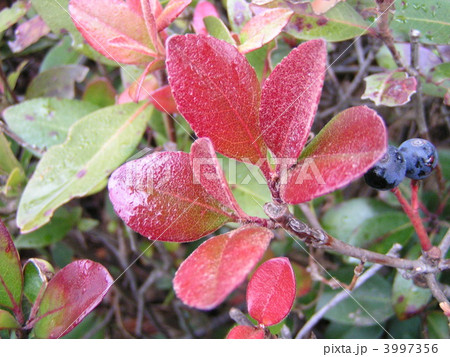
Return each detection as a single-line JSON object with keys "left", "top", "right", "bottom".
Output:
{"left": 226, "top": 325, "right": 265, "bottom": 339}
{"left": 362, "top": 71, "right": 417, "bottom": 107}
{"left": 0, "top": 219, "right": 23, "bottom": 314}
{"left": 190, "top": 138, "right": 246, "bottom": 218}
{"left": 167, "top": 35, "right": 266, "bottom": 165}
{"left": 238, "top": 8, "right": 293, "bottom": 54}
{"left": 281, "top": 106, "right": 387, "bottom": 204}
{"left": 32, "top": 260, "right": 112, "bottom": 338}
{"left": 108, "top": 152, "right": 235, "bottom": 242}
{"left": 156, "top": 0, "right": 191, "bottom": 32}
{"left": 69, "top": 0, "right": 155, "bottom": 64}
{"left": 173, "top": 226, "right": 273, "bottom": 309}
{"left": 247, "top": 257, "right": 296, "bottom": 326}
{"left": 259, "top": 39, "right": 326, "bottom": 163}
{"left": 193, "top": 0, "right": 220, "bottom": 35}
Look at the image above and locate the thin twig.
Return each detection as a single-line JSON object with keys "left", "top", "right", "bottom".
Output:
{"left": 439, "top": 228, "right": 450, "bottom": 257}
{"left": 296, "top": 244, "right": 402, "bottom": 338}
{"left": 424, "top": 274, "right": 450, "bottom": 323}
{"left": 229, "top": 307, "right": 254, "bottom": 327}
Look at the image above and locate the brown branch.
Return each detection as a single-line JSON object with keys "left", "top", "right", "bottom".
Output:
{"left": 425, "top": 274, "right": 450, "bottom": 322}
{"left": 263, "top": 202, "right": 446, "bottom": 274}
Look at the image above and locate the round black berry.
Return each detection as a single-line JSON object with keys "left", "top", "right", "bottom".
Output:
{"left": 399, "top": 138, "right": 438, "bottom": 180}
{"left": 364, "top": 145, "right": 406, "bottom": 190}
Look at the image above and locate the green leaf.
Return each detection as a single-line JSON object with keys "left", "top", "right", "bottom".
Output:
{"left": 438, "top": 149, "right": 450, "bottom": 181}
{"left": 82, "top": 78, "right": 116, "bottom": 108}
{"left": 26, "top": 65, "right": 89, "bottom": 99}
{"left": 391, "top": 0, "right": 450, "bottom": 45}
{"left": 0, "top": 309, "right": 20, "bottom": 330}
{"left": 246, "top": 43, "right": 274, "bottom": 81}
{"left": 325, "top": 321, "right": 383, "bottom": 339}
{"left": 17, "top": 102, "right": 152, "bottom": 233}
{"left": 23, "top": 258, "right": 54, "bottom": 303}
{"left": 40, "top": 36, "right": 82, "bottom": 72}
{"left": 392, "top": 271, "right": 431, "bottom": 320}
{"left": 321, "top": 198, "right": 396, "bottom": 241}
{"left": 204, "top": 16, "right": 236, "bottom": 45}
{"left": 317, "top": 274, "right": 394, "bottom": 326}
{"left": 2, "top": 167, "right": 26, "bottom": 197}
{"left": 0, "top": 220, "right": 23, "bottom": 312}
{"left": 286, "top": 2, "right": 371, "bottom": 42}
{"left": 3, "top": 98, "right": 99, "bottom": 150}
{"left": 0, "top": 1, "right": 29, "bottom": 33}
{"left": 388, "top": 316, "right": 421, "bottom": 338}
{"left": 15, "top": 207, "right": 81, "bottom": 249}
{"left": 0, "top": 132, "right": 22, "bottom": 175}
{"left": 426, "top": 311, "right": 450, "bottom": 339}
{"left": 221, "top": 156, "right": 272, "bottom": 218}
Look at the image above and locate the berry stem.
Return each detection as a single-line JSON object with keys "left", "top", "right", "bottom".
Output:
{"left": 391, "top": 186, "right": 432, "bottom": 251}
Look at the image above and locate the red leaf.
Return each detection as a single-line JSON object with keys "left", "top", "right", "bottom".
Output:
{"left": 238, "top": 8, "right": 293, "bottom": 54}
{"left": 192, "top": 0, "right": 220, "bottom": 35}
{"left": 247, "top": 257, "right": 296, "bottom": 326}
{"left": 292, "top": 263, "right": 312, "bottom": 298}
{"left": 149, "top": 85, "right": 178, "bottom": 114}
{"left": 126, "top": 0, "right": 163, "bottom": 18}
{"left": 190, "top": 138, "right": 246, "bottom": 218}
{"left": 0, "top": 220, "right": 23, "bottom": 313}
{"left": 173, "top": 226, "right": 273, "bottom": 309}
{"left": 32, "top": 260, "right": 112, "bottom": 338}
{"left": 226, "top": 325, "right": 265, "bottom": 339}
{"left": 156, "top": 0, "right": 191, "bottom": 32}
{"left": 259, "top": 39, "right": 327, "bottom": 163}
{"left": 167, "top": 35, "right": 267, "bottom": 165}
{"left": 281, "top": 106, "right": 387, "bottom": 204}
{"left": 108, "top": 152, "right": 234, "bottom": 242}
{"left": 69, "top": 0, "right": 155, "bottom": 64}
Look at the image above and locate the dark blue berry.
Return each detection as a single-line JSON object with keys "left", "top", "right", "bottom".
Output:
{"left": 399, "top": 138, "right": 438, "bottom": 180}
{"left": 364, "top": 145, "right": 406, "bottom": 190}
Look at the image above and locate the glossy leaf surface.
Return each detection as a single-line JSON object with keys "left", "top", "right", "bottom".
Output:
{"left": 69, "top": 0, "right": 155, "bottom": 64}
{"left": 285, "top": 2, "right": 370, "bottom": 42}
{"left": 0, "top": 309, "right": 20, "bottom": 330}
{"left": 109, "top": 151, "right": 234, "bottom": 242}
{"left": 173, "top": 226, "right": 273, "bottom": 309}
{"left": 17, "top": 103, "right": 151, "bottom": 233}
{"left": 23, "top": 258, "right": 55, "bottom": 304}
{"left": 247, "top": 257, "right": 296, "bottom": 326}
{"left": 0, "top": 220, "right": 23, "bottom": 311}
{"left": 281, "top": 106, "right": 387, "bottom": 204}
{"left": 239, "top": 8, "right": 292, "bottom": 54}
{"left": 226, "top": 325, "right": 265, "bottom": 339}
{"left": 32, "top": 260, "right": 112, "bottom": 338}
{"left": 190, "top": 138, "right": 245, "bottom": 217}
{"left": 3, "top": 98, "right": 99, "bottom": 150}
{"left": 167, "top": 35, "right": 266, "bottom": 164}
{"left": 362, "top": 71, "right": 417, "bottom": 107}
{"left": 260, "top": 39, "right": 326, "bottom": 161}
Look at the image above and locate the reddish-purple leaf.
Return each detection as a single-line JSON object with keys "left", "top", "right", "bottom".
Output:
{"left": 190, "top": 138, "right": 247, "bottom": 218}
{"left": 247, "top": 257, "right": 296, "bottom": 326}
{"left": 238, "top": 8, "right": 293, "bottom": 54}
{"left": 0, "top": 220, "right": 23, "bottom": 314}
{"left": 69, "top": 0, "right": 155, "bottom": 64}
{"left": 259, "top": 39, "right": 327, "bottom": 163}
{"left": 108, "top": 152, "right": 234, "bottom": 243}
{"left": 8, "top": 15, "right": 50, "bottom": 53}
{"left": 167, "top": 35, "right": 267, "bottom": 165}
{"left": 156, "top": 0, "right": 191, "bottom": 32}
{"left": 362, "top": 71, "right": 417, "bottom": 107}
{"left": 173, "top": 226, "right": 273, "bottom": 309}
{"left": 281, "top": 106, "right": 387, "bottom": 204}
{"left": 226, "top": 325, "right": 265, "bottom": 339}
{"left": 192, "top": 0, "right": 220, "bottom": 35}
{"left": 32, "top": 260, "right": 112, "bottom": 338}
{"left": 292, "top": 263, "right": 312, "bottom": 298}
